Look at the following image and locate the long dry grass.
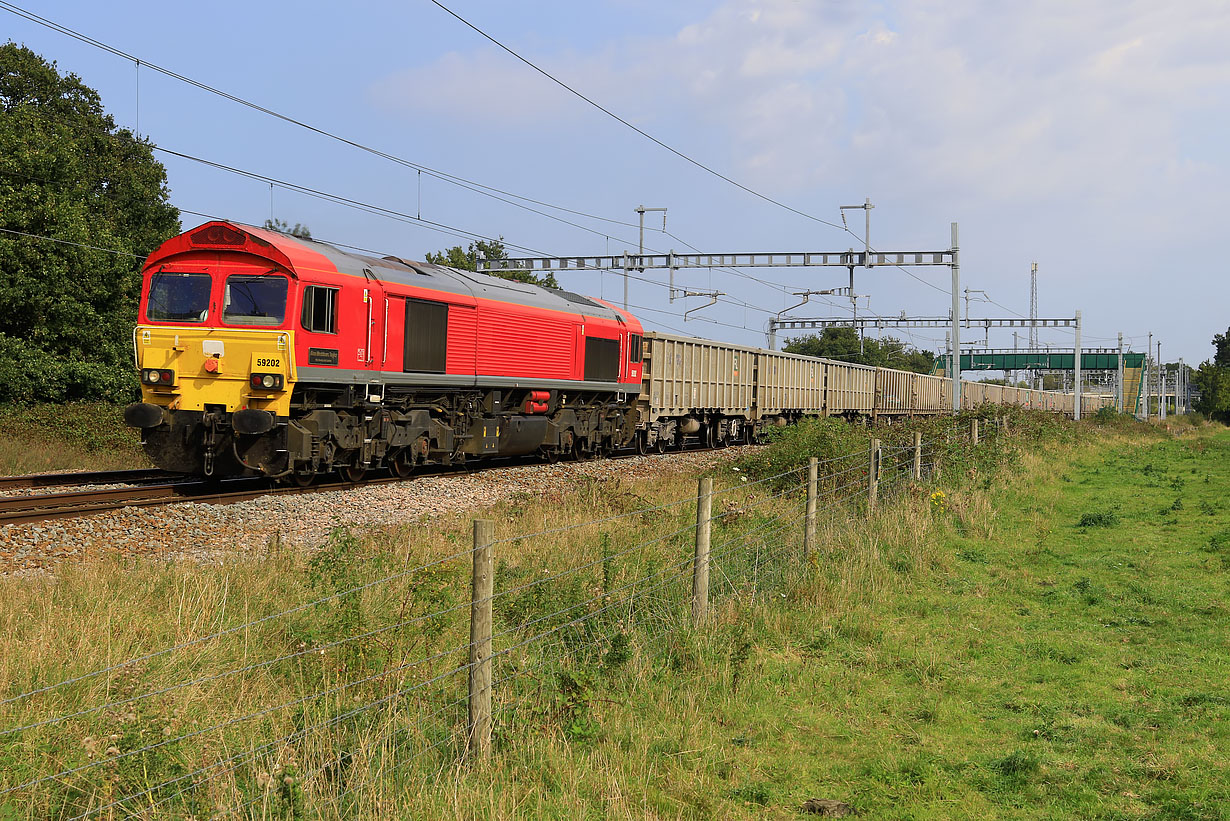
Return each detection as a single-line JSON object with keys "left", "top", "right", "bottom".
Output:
{"left": 3, "top": 412, "right": 1206, "bottom": 818}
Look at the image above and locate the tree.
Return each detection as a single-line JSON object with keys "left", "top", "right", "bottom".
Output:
{"left": 425, "top": 238, "right": 559, "bottom": 289}
{"left": 1193, "top": 325, "right": 1230, "bottom": 422}
{"left": 783, "top": 327, "right": 935, "bottom": 374}
{"left": 0, "top": 43, "right": 180, "bottom": 401}
{"left": 261, "top": 218, "right": 311, "bottom": 239}
{"left": 1213, "top": 327, "right": 1230, "bottom": 368}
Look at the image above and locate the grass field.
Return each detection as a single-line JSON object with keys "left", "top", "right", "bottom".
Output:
{"left": 1, "top": 414, "right": 1226, "bottom": 818}
{"left": 435, "top": 420, "right": 1229, "bottom": 819}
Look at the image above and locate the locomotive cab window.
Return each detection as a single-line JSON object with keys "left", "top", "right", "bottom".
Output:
{"left": 223, "top": 274, "right": 288, "bottom": 326}
{"left": 301, "top": 285, "right": 338, "bottom": 334}
{"left": 628, "top": 333, "right": 643, "bottom": 362}
{"left": 146, "top": 272, "right": 211, "bottom": 323}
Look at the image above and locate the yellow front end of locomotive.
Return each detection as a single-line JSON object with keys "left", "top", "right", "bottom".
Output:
{"left": 134, "top": 326, "right": 295, "bottom": 417}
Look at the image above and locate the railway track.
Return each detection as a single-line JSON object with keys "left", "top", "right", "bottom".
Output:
{"left": 0, "top": 478, "right": 275, "bottom": 525}
{"left": 0, "top": 468, "right": 181, "bottom": 492}
{"left": 0, "top": 448, "right": 693, "bottom": 526}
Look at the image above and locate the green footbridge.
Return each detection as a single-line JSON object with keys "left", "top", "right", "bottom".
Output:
{"left": 934, "top": 350, "right": 1147, "bottom": 414}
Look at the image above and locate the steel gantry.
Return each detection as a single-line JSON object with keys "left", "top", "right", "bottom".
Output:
{"left": 480, "top": 224, "right": 967, "bottom": 411}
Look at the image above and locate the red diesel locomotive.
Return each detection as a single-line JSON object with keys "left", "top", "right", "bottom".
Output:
{"left": 124, "top": 221, "right": 645, "bottom": 481}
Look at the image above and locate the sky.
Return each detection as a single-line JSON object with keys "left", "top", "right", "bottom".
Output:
{"left": 5, "top": 0, "right": 1228, "bottom": 366}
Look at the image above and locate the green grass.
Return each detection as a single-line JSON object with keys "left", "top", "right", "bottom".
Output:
{"left": 1, "top": 418, "right": 1227, "bottom": 818}
{"left": 609, "top": 424, "right": 1229, "bottom": 820}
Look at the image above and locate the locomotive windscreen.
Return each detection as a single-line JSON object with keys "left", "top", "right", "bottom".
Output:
{"left": 223, "top": 274, "right": 288, "bottom": 326}
{"left": 584, "top": 337, "right": 620, "bottom": 382}
{"left": 147, "top": 272, "right": 211, "bottom": 322}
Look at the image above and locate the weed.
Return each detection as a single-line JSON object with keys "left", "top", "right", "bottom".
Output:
{"left": 1203, "top": 529, "right": 1230, "bottom": 554}
{"left": 992, "top": 750, "right": 1040, "bottom": 779}
{"left": 730, "top": 783, "right": 772, "bottom": 806}
{"left": 956, "top": 544, "right": 988, "bottom": 563}
{"left": 727, "top": 623, "right": 754, "bottom": 693}
{"left": 1078, "top": 510, "right": 1120, "bottom": 528}
{"left": 554, "top": 669, "right": 600, "bottom": 742}
{"left": 602, "top": 632, "right": 632, "bottom": 672}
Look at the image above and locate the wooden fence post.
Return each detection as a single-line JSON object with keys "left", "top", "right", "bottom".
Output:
{"left": 971, "top": 418, "right": 979, "bottom": 447}
{"left": 692, "top": 477, "right": 712, "bottom": 625}
{"left": 913, "top": 431, "right": 922, "bottom": 481}
{"left": 804, "top": 457, "right": 818, "bottom": 558}
{"left": 468, "top": 519, "right": 495, "bottom": 760}
{"left": 868, "top": 438, "right": 881, "bottom": 513}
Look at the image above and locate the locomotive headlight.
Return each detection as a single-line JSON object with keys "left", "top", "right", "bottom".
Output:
{"left": 249, "top": 373, "right": 284, "bottom": 391}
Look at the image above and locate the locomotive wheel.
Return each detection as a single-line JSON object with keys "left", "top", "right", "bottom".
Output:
{"left": 635, "top": 432, "right": 648, "bottom": 455}
{"left": 560, "top": 429, "right": 577, "bottom": 461}
{"left": 390, "top": 453, "right": 415, "bottom": 479}
{"left": 340, "top": 463, "right": 367, "bottom": 483}
{"left": 654, "top": 436, "right": 668, "bottom": 454}
{"left": 289, "top": 470, "right": 316, "bottom": 488}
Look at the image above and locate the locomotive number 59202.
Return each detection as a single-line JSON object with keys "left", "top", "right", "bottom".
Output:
{"left": 256, "top": 357, "right": 280, "bottom": 368}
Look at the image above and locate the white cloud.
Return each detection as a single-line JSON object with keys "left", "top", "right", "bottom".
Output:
{"left": 368, "top": 0, "right": 1230, "bottom": 214}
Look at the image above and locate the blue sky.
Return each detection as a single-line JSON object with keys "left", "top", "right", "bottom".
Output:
{"left": 5, "top": 0, "right": 1228, "bottom": 365}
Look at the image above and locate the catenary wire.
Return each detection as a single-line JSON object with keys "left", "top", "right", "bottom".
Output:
{"left": 0, "top": 1, "right": 657, "bottom": 239}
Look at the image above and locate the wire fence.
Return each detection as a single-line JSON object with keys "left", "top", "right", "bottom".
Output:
{"left": 0, "top": 419, "right": 1012, "bottom": 816}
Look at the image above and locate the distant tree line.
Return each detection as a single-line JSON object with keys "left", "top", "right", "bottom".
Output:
{"left": 783, "top": 327, "right": 936, "bottom": 374}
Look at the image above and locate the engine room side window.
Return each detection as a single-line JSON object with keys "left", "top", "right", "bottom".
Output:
{"left": 584, "top": 337, "right": 620, "bottom": 382}
{"left": 146, "top": 272, "right": 211, "bottom": 322}
{"left": 628, "top": 333, "right": 643, "bottom": 362}
{"left": 301, "top": 286, "right": 338, "bottom": 334}
{"left": 404, "top": 298, "right": 448, "bottom": 373}
{"left": 223, "top": 274, "right": 288, "bottom": 326}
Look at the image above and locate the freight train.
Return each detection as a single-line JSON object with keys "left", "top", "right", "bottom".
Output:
{"left": 124, "top": 222, "right": 1108, "bottom": 481}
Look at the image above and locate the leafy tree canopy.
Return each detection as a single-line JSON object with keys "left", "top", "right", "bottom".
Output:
{"left": 1194, "top": 325, "right": 1230, "bottom": 422}
{"left": 261, "top": 218, "right": 311, "bottom": 239}
{"left": 0, "top": 43, "right": 180, "bottom": 401}
{"left": 425, "top": 238, "right": 559, "bottom": 289}
{"left": 1213, "top": 327, "right": 1230, "bottom": 369}
{"left": 783, "top": 327, "right": 935, "bottom": 374}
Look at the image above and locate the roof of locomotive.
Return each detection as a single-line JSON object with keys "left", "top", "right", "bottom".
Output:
{"left": 146, "top": 221, "right": 636, "bottom": 326}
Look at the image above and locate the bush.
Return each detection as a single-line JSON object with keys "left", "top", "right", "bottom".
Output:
{"left": 0, "top": 334, "right": 137, "bottom": 403}
{"left": 736, "top": 417, "right": 868, "bottom": 486}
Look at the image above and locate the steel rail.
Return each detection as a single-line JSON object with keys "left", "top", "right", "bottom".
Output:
{"left": 0, "top": 468, "right": 180, "bottom": 491}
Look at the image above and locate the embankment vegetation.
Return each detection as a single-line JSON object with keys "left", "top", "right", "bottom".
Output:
{"left": 0, "top": 408, "right": 1225, "bottom": 818}
{"left": 0, "top": 402, "right": 147, "bottom": 474}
